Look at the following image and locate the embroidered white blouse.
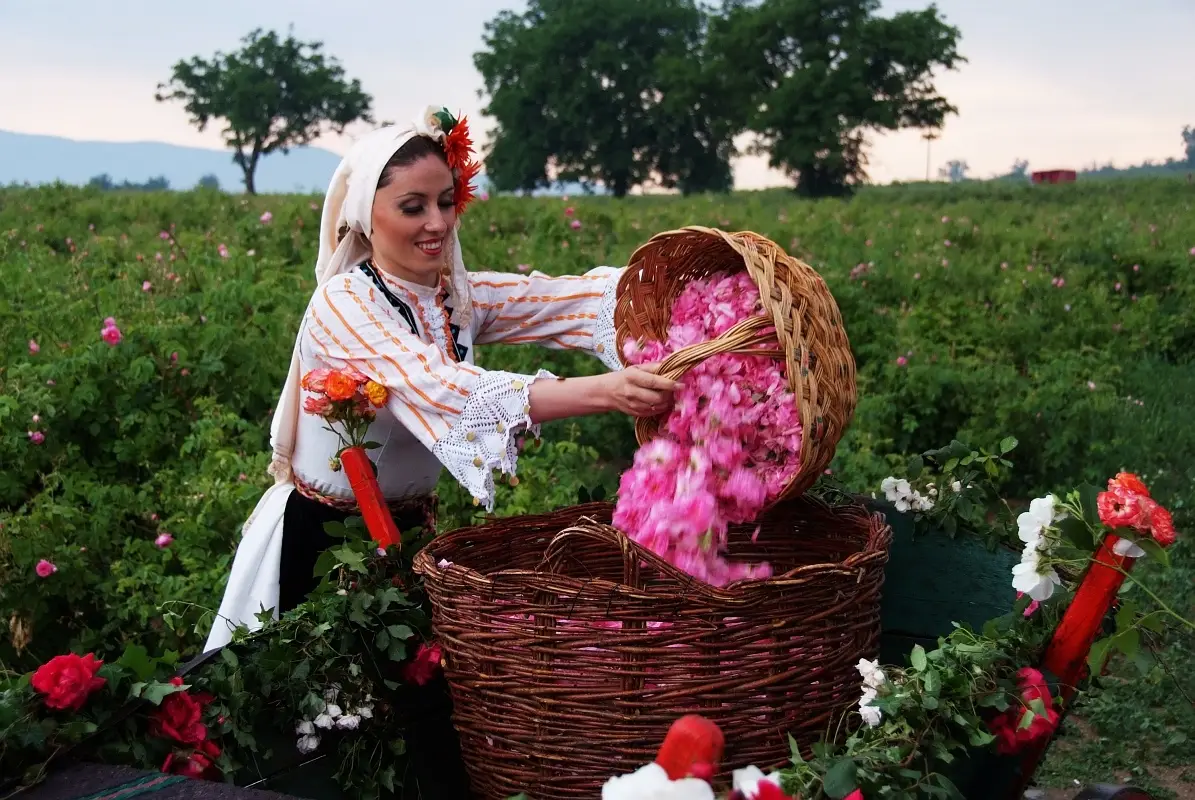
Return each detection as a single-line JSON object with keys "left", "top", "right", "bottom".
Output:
{"left": 289, "top": 263, "right": 625, "bottom": 510}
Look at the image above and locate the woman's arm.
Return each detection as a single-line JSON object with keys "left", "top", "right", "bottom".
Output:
{"left": 468, "top": 266, "right": 625, "bottom": 371}
{"left": 528, "top": 363, "right": 676, "bottom": 424}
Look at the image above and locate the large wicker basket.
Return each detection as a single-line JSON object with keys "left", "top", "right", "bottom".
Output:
{"left": 615, "top": 227, "right": 857, "bottom": 500}
{"left": 412, "top": 496, "right": 891, "bottom": 800}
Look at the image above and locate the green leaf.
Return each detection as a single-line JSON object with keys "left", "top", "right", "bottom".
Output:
{"left": 1078, "top": 483, "right": 1102, "bottom": 526}
{"left": 1057, "top": 517, "right": 1096, "bottom": 550}
{"left": 117, "top": 644, "right": 155, "bottom": 681}
{"left": 910, "top": 645, "right": 927, "bottom": 672}
{"left": 967, "top": 727, "right": 997, "bottom": 747}
{"left": 384, "top": 679, "right": 400, "bottom": 690}
{"left": 312, "top": 549, "right": 340, "bottom": 578}
{"left": 944, "top": 458, "right": 959, "bottom": 473}
{"left": 822, "top": 758, "right": 857, "bottom": 799}
{"left": 1132, "top": 538, "right": 1171, "bottom": 567}
{"left": 375, "top": 629, "right": 390, "bottom": 651}
{"left": 331, "top": 545, "right": 367, "bottom": 573}
{"left": 922, "top": 695, "right": 939, "bottom": 710}
{"left": 221, "top": 649, "right": 239, "bottom": 669}
{"left": 380, "top": 767, "right": 397, "bottom": 793}
{"left": 140, "top": 681, "right": 186, "bottom": 705}
{"left": 999, "top": 436, "right": 1018, "bottom": 454}
{"left": 788, "top": 733, "right": 806, "bottom": 764}
{"left": 292, "top": 659, "right": 311, "bottom": 682}
{"left": 387, "top": 624, "right": 414, "bottom": 640}
{"left": 387, "top": 639, "right": 408, "bottom": 663}
{"left": 935, "top": 774, "right": 965, "bottom": 800}
{"left": 1113, "top": 627, "right": 1141, "bottom": 658}
{"left": 923, "top": 668, "right": 941, "bottom": 696}
{"left": 907, "top": 454, "right": 924, "bottom": 479}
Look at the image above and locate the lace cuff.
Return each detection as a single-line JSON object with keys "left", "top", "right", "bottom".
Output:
{"left": 432, "top": 368, "right": 557, "bottom": 510}
{"left": 593, "top": 271, "right": 623, "bottom": 371}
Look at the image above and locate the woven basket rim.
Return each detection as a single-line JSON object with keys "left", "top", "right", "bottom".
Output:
{"left": 413, "top": 498, "right": 891, "bottom": 600}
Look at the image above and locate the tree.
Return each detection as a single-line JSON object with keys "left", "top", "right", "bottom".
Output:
{"left": 709, "top": 0, "right": 963, "bottom": 196}
{"left": 155, "top": 28, "right": 373, "bottom": 194}
{"left": 196, "top": 174, "right": 221, "bottom": 191}
{"left": 474, "top": 0, "right": 739, "bottom": 197}
{"left": 938, "top": 159, "right": 969, "bottom": 183}
{"left": 1183, "top": 125, "right": 1195, "bottom": 166}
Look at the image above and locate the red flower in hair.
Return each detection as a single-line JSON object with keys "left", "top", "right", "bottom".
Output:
{"left": 454, "top": 159, "right": 481, "bottom": 217}
{"left": 442, "top": 115, "right": 474, "bottom": 170}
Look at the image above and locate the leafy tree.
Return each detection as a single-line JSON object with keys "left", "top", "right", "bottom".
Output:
{"left": 196, "top": 174, "right": 221, "bottom": 191}
{"left": 155, "top": 28, "right": 373, "bottom": 194}
{"left": 710, "top": 0, "right": 963, "bottom": 196}
{"left": 474, "top": 0, "right": 738, "bottom": 197}
{"left": 1182, "top": 125, "right": 1195, "bottom": 166}
{"left": 938, "top": 159, "right": 969, "bottom": 183}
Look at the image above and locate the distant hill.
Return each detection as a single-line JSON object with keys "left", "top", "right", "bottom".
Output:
{"left": 0, "top": 130, "right": 606, "bottom": 197}
{"left": 0, "top": 130, "right": 348, "bottom": 194}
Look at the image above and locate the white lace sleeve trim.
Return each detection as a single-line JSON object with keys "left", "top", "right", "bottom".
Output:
{"left": 431, "top": 368, "right": 557, "bottom": 511}
{"left": 594, "top": 270, "right": 623, "bottom": 371}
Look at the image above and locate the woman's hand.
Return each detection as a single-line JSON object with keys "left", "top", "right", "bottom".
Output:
{"left": 525, "top": 364, "right": 680, "bottom": 424}
{"left": 598, "top": 362, "right": 680, "bottom": 418}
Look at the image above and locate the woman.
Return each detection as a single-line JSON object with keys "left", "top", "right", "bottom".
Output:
{"left": 204, "top": 108, "right": 672, "bottom": 641}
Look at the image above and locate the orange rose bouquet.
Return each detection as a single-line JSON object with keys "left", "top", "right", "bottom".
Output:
{"left": 301, "top": 368, "right": 389, "bottom": 471}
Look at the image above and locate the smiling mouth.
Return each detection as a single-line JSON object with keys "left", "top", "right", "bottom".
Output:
{"left": 417, "top": 239, "right": 443, "bottom": 256}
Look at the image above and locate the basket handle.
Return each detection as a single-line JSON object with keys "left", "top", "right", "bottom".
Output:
{"left": 539, "top": 520, "right": 642, "bottom": 588}
{"left": 539, "top": 519, "right": 724, "bottom": 598}
{"left": 652, "top": 314, "right": 781, "bottom": 383}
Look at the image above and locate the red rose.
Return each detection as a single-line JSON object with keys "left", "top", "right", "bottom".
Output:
{"left": 151, "top": 686, "right": 212, "bottom": 745}
{"left": 31, "top": 652, "right": 107, "bottom": 711}
{"left": 988, "top": 667, "right": 1059, "bottom": 755}
{"left": 402, "top": 642, "right": 444, "bottom": 686}
{"left": 162, "top": 740, "right": 221, "bottom": 780}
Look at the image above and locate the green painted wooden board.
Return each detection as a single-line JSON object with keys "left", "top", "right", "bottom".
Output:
{"left": 865, "top": 497, "right": 1021, "bottom": 665}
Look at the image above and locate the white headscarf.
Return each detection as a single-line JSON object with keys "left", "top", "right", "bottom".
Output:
{"left": 266, "top": 110, "right": 473, "bottom": 486}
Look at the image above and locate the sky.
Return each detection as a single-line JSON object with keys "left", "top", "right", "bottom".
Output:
{"left": 1, "top": 0, "right": 1192, "bottom": 189}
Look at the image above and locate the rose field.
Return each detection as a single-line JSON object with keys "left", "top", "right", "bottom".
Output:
{"left": 2, "top": 178, "right": 1194, "bottom": 796}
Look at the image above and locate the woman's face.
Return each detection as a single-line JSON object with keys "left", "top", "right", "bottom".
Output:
{"left": 370, "top": 153, "right": 456, "bottom": 286}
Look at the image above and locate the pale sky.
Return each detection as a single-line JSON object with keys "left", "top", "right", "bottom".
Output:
{"left": 1, "top": 0, "right": 1191, "bottom": 189}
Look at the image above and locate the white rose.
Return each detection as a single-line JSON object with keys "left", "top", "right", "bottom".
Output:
{"left": 313, "top": 713, "right": 334, "bottom": 730}
{"left": 356, "top": 705, "right": 374, "bottom": 720}
{"left": 325, "top": 703, "right": 343, "bottom": 718}
{"left": 297, "top": 734, "right": 321, "bottom": 754}
{"left": 732, "top": 766, "right": 786, "bottom": 798}
{"left": 860, "top": 703, "right": 883, "bottom": 727}
{"left": 951, "top": 480, "right": 962, "bottom": 493}
{"left": 295, "top": 720, "right": 315, "bottom": 736}
{"left": 336, "top": 714, "right": 361, "bottom": 731}
{"left": 601, "top": 763, "right": 715, "bottom": 800}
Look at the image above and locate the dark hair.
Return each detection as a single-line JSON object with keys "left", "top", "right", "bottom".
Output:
{"left": 376, "top": 135, "right": 448, "bottom": 190}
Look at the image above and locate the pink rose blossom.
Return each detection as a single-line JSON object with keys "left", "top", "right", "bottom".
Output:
{"left": 155, "top": 533, "right": 173, "bottom": 549}
{"left": 217, "top": 243, "right": 229, "bottom": 258}
{"left": 36, "top": 559, "right": 57, "bottom": 578}
{"left": 260, "top": 211, "right": 273, "bottom": 224}
{"left": 896, "top": 356, "right": 908, "bottom": 367}
{"left": 569, "top": 219, "right": 582, "bottom": 230}
{"left": 517, "top": 264, "right": 530, "bottom": 272}
{"left": 28, "top": 431, "right": 45, "bottom": 445}
{"left": 101, "top": 322, "right": 122, "bottom": 346}
{"left": 159, "top": 231, "right": 171, "bottom": 240}
{"left": 613, "top": 271, "right": 799, "bottom": 586}
{"left": 28, "top": 339, "right": 39, "bottom": 354}
{"left": 564, "top": 207, "right": 574, "bottom": 216}
{"left": 142, "top": 281, "right": 152, "bottom": 292}
{"left": 32, "top": 414, "right": 41, "bottom": 423}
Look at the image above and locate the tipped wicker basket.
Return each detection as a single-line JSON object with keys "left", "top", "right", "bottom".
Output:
{"left": 413, "top": 496, "right": 892, "bottom": 800}
{"left": 615, "top": 226, "right": 857, "bottom": 500}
